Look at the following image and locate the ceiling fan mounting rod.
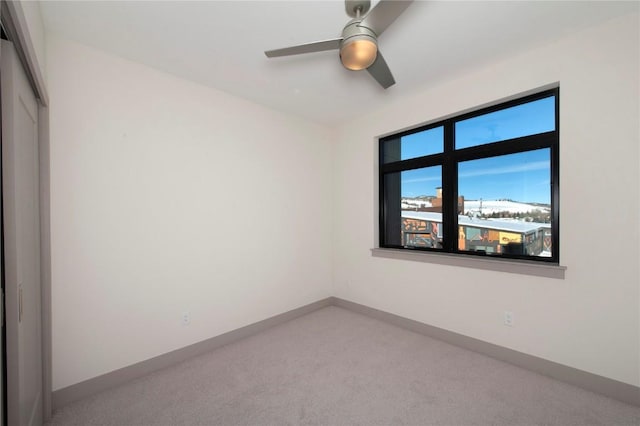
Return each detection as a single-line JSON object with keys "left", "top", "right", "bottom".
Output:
{"left": 345, "top": 0, "right": 371, "bottom": 18}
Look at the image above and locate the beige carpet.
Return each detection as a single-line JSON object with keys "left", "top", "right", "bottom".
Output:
{"left": 47, "top": 306, "right": 640, "bottom": 425}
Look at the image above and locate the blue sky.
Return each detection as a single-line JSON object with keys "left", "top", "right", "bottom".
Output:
{"left": 455, "top": 96, "right": 555, "bottom": 149}
{"left": 458, "top": 149, "right": 550, "bottom": 203}
{"left": 399, "top": 96, "right": 554, "bottom": 204}
{"left": 401, "top": 149, "right": 551, "bottom": 203}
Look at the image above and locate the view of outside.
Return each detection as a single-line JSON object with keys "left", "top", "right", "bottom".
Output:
{"left": 398, "top": 96, "right": 555, "bottom": 257}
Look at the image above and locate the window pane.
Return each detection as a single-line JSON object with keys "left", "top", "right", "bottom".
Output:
{"left": 457, "top": 149, "right": 551, "bottom": 258}
{"left": 382, "top": 166, "right": 442, "bottom": 248}
{"left": 455, "top": 96, "right": 555, "bottom": 149}
{"left": 382, "top": 126, "right": 444, "bottom": 164}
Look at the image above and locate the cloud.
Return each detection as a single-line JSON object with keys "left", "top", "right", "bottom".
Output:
{"left": 402, "top": 175, "right": 442, "bottom": 184}
{"left": 459, "top": 160, "right": 549, "bottom": 178}
{"left": 400, "top": 160, "right": 548, "bottom": 185}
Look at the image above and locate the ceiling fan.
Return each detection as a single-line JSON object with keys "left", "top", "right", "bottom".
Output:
{"left": 264, "top": 0, "right": 413, "bottom": 89}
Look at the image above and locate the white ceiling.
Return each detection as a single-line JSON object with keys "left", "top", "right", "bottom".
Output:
{"left": 40, "top": 1, "right": 638, "bottom": 126}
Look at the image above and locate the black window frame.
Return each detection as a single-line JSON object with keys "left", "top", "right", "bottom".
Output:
{"left": 379, "top": 88, "right": 560, "bottom": 264}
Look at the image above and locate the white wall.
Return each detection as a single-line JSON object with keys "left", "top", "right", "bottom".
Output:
{"left": 47, "top": 35, "right": 333, "bottom": 391}
{"left": 46, "top": 9, "right": 640, "bottom": 392}
{"left": 333, "top": 12, "right": 640, "bottom": 386}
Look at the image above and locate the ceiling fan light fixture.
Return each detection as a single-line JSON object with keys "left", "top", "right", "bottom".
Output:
{"left": 340, "top": 35, "right": 377, "bottom": 71}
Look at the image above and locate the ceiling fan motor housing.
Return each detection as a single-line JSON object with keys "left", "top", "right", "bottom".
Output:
{"left": 339, "top": 19, "right": 378, "bottom": 70}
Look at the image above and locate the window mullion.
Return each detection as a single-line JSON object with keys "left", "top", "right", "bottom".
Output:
{"left": 453, "top": 132, "right": 556, "bottom": 163}
{"left": 442, "top": 121, "right": 457, "bottom": 252}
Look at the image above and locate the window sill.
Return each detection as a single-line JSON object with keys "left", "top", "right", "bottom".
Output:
{"left": 370, "top": 248, "right": 566, "bottom": 279}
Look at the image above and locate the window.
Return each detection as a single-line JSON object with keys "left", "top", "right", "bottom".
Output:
{"left": 379, "top": 89, "right": 559, "bottom": 263}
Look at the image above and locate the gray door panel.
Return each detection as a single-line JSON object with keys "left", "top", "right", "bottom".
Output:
{"left": 1, "top": 39, "right": 42, "bottom": 426}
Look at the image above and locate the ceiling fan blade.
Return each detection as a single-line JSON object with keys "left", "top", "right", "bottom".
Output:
{"left": 359, "top": 0, "right": 413, "bottom": 37}
{"left": 265, "top": 38, "right": 342, "bottom": 58}
{"left": 367, "top": 51, "right": 395, "bottom": 89}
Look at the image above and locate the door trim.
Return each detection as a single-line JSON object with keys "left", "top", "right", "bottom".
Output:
{"left": 37, "top": 104, "right": 50, "bottom": 422}
{"left": 0, "top": 1, "right": 48, "bottom": 106}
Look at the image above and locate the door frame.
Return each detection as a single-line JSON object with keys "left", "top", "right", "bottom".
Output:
{"left": 0, "top": 1, "right": 51, "bottom": 423}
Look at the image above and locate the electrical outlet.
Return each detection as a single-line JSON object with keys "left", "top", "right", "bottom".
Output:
{"left": 181, "top": 311, "right": 191, "bottom": 326}
{"left": 503, "top": 311, "right": 514, "bottom": 327}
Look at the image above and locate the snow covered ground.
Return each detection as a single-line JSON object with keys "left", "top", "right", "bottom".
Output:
{"left": 464, "top": 199, "right": 549, "bottom": 215}
{"left": 402, "top": 199, "right": 432, "bottom": 209}
{"left": 402, "top": 198, "right": 549, "bottom": 215}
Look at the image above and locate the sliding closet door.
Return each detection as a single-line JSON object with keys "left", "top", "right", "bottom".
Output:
{"left": 1, "top": 39, "right": 42, "bottom": 426}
